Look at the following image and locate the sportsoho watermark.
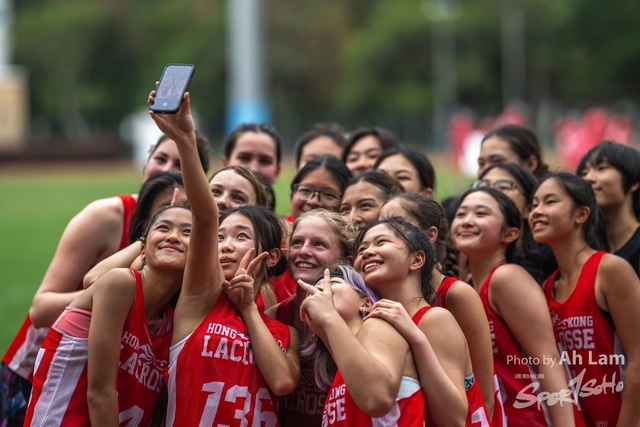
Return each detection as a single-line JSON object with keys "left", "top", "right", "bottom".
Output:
{"left": 506, "top": 350, "right": 625, "bottom": 409}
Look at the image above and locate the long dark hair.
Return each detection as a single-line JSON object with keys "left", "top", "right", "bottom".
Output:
{"left": 129, "top": 171, "right": 185, "bottom": 244}
{"left": 355, "top": 217, "right": 436, "bottom": 304}
{"left": 533, "top": 172, "right": 609, "bottom": 252}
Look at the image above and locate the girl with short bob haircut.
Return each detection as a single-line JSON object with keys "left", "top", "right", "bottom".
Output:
{"left": 477, "top": 125, "right": 549, "bottom": 178}
{"left": 298, "top": 264, "right": 426, "bottom": 426}
{"left": 530, "top": 172, "right": 640, "bottom": 426}
{"left": 375, "top": 147, "right": 436, "bottom": 197}
{"left": 354, "top": 217, "right": 473, "bottom": 427}
{"left": 340, "top": 170, "right": 404, "bottom": 230}
{"left": 451, "top": 187, "right": 580, "bottom": 426}
{"left": 379, "top": 193, "right": 496, "bottom": 421}
{"left": 288, "top": 156, "right": 351, "bottom": 222}
{"left": 577, "top": 140, "right": 640, "bottom": 276}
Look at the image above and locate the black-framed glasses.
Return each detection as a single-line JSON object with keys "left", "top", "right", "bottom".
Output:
{"left": 471, "top": 179, "right": 521, "bottom": 193}
{"left": 293, "top": 184, "right": 342, "bottom": 205}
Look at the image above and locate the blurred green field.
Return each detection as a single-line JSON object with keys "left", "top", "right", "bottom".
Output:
{"left": 0, "top": 158, "right": 472, "bottom": 351}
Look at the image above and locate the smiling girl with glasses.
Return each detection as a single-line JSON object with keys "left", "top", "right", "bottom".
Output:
{"left": 287, "top": 156, "right": 351, "bottom": 223}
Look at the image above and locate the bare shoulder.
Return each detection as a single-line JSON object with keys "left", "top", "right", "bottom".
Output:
{"left": 447, "top": 279, "right": 481, "bottom": 302}
{"left": 490, "top": 263, "right": 540, "bottom": 293}
{"left": 419, "top": 306, "right": 459, "bottom": 330}
{"left": 361, "top": 316, "right": 405, "bottom": 343}
{"left": 81, "top": 196, "right": 125, "bottom": 221}
{"left": 598, "top": 253, "right": 636, "bottom": 279}
{"left": 92, "top": 268, "right": 137, "bottom": 294}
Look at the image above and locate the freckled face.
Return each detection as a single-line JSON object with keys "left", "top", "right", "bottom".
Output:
{"left": 288, "top": 217, "right": 345, "bottom": 284}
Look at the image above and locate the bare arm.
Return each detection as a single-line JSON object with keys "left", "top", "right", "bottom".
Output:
{"left": 30, "top": 198, "right": 124, "bottom": 328}
{"left": 367, "top": 300, "right": 467, "bottom": 427}
{"left": 83, "top": 241, "right": 142, "bottom": 289}
{"left": 446, "top": 281, "right": 495, "bottom": 417}
{"left": 85, "top": 268, "right": 137, "bottom": 427}
{"left": 597, "top": 255, "right": 640, "bottom": 427}
{"left": 239, "top": 306, "right": 300, "bottom": 395}
{"left": 224, "top": 251, "right": 301, "bottom": 395}
{"left": 149, "top": 92, "right": 223, "bottom": 343}
{"left": 299, "top": 272, "right": 408, "bottom": 417}
{"left": 491, "top": 265, "right": 577, "bottom": 427}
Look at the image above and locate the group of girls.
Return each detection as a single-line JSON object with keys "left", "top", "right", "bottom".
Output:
{"left": 2, "top": 89, "right": 640, "bottom": 427}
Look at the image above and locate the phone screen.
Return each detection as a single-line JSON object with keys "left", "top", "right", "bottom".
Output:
{"left": 151, "top": 64, "right": 194, "bottom": 113}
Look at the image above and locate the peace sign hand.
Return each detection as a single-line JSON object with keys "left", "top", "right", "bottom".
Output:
{"left": 148, "top": 86, "right": 195, "bottom": 147}
{"left": 223, "top": 248, "right": 269, "bottom": 311}
{"left": 297, "top": 269, "right": 338, "bottom": 331}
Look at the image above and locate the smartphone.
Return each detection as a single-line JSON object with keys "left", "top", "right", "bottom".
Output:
{"left": 149, "top": 64, "right": 195, "bottom": 114}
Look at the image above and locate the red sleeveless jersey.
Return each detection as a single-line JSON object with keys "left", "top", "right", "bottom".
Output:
{"left": 544, "top": 251, "right": 624, "bottom": 427}
{"left": 166, "top": 293, "right": 291, "bottom": 427}
{"left": 478, "top": 266, "right": 550, "bottom": 427}
{"left": 24, "top": 269, "right": 172, "bottom": 427}
{"left": 274, "top": 295, "right": 296, "bottom": 327}
{"left": 3, "top": 194, "right": 137, "bottom": 381}
{"left": 412, "top": 305, "right": 491, "bottom": 427}
{"left": 322, "top": 370, "right": 424, "bottom": 426}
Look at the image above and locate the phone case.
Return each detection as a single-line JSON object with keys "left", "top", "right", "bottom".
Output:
{"left": 149, "top": 63, "right": 195, "bottom": 114}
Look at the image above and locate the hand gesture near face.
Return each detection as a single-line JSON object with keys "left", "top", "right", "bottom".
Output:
{"left": 223, "top": 248, "right": 269, "bottom": 311}
{"left": 297, "top": 269, "right": 338, "bottom": 335}
{"left": 148, "top": 86, "right": 195, "bottom": 145}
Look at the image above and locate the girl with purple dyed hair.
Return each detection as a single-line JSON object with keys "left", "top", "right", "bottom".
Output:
{"left": 297, "top": 265, "right": 426, "bottom": 426}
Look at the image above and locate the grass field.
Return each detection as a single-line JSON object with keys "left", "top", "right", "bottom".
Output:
{"left": 0, "top": 157, "right": 473, "bottom": 351}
